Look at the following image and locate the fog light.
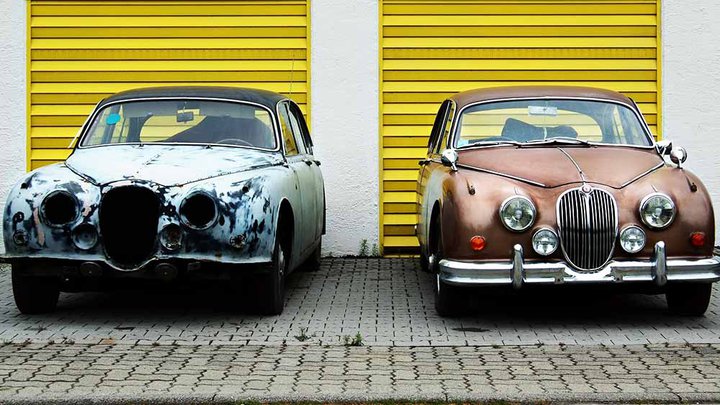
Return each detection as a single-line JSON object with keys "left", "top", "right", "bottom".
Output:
{"left": 532, "top": 228, "right": 558, "bottom": 256}
{"left": 620, "top": 225, "right": 646, "bottom": 254}
{"left": 470, "top": 235, "right": 486, "bottom": 251}
{"left": 12, "top": 230, "right": 28, "bottom": 246}
{"left": 690, "top": 232, "right": 706, "bottom": 247}
{"left": 71, "top": 224, "right": 98, "bottom": 250}
{"left": 160, "top": 224, "right": 183, "bottom": 251}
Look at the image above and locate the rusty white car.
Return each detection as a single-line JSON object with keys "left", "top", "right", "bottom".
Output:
{"left": 417, "top": 86, "right": 719, "bottom": 317}
{"left": 3, "top": 87, "right": 325, "bottom": 315}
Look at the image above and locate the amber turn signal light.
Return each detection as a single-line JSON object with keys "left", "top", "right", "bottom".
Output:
{"left": 690, "top": 232, "right": 706, "bottom": 247}
{"left": 470, "top": 236, "right": 486, "bottom": 251}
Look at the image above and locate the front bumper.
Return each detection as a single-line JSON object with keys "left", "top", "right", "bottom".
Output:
{"left": 439, "top": 242, "right": 720, "bottom": 288}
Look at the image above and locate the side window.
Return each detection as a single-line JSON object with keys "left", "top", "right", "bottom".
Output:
{"left": 427, "top": 101, "right": 450, "bottom": 154}
{"left": 284, "top": 103, "right": 308, "bottom": 155}
{"left": 278, "top": 103, "right": 299, "bottom": 156}
{"left": 287, "top": 102, "right": 313, "bottom": 155}
{"left": 435, "top": 102, "right": 455, "bottom": 154}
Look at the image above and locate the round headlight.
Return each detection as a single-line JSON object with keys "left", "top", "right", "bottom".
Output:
{"left": 640, "top": 193, "right": 676, "bottom": 229}
{"left": 71, "top": 223, "right": 98, "bottom": 250}
{"left": 532, "top": 228, "right": 558, "bottom": 256}
{"left": 159, "top": 224, "right": 183, "bottom": 251}
{"left": 179, "top": 192, "right": 217, "bottom": 230}
{"left": 620, "top": 225, "right": 646, "bottom": 253}
{"left": 41, "top": 190, "right": 78, "bottom": 227}
{"left": 499, "top": 196, "right": 536, "bottom": 232}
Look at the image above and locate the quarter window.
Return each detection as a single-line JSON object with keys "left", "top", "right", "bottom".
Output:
{"left": 278, "top": 104, "right": 299, "bottom": 156}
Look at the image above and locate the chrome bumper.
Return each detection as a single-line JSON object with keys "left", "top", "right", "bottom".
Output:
{"left": 439, "top": 242, "right": 720, "bottom": 288}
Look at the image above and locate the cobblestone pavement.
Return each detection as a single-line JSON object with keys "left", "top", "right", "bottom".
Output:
{"left": 2, "top": 259, "right": 720, "bottom": 402}
{"left": 1, "top": 258, "right": 719, "bottom": 347}
{"left": 1, "top": 342, "right": 720, "bottom": 403}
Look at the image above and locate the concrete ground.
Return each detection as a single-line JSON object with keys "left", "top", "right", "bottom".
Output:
{"left": 0, "top": 258, "right": 719, "bottom": 402}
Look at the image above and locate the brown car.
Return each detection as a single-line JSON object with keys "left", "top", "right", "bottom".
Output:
{"left": 417, "top": 86, "right": 720, "bottom": 317}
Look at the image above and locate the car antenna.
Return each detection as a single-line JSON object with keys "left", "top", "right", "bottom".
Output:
{"left": 288, "top": 50, "right": 296, "bottom": 101}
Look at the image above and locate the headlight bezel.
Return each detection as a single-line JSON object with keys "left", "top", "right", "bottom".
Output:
{"left": 639, "top": 192, "right": 676, "bottom": 230}
{"left": 619, "top": 225, "right": 646, "bottom": 254}
{"left": 532, "top": 227, "right": 559, "bottom": 256}
{"left": 179, "top": 191, "right": 219, "bottom": 230}
{"left": 40, "top": 189, "right": 80, "bottom": 228}
{"left": 499, "top": 195, "right": 536, "bottom": 232}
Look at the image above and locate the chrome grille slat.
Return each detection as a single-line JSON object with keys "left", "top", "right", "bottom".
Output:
{"left": 557, "top": 187, "right": 618, "bottom": 271}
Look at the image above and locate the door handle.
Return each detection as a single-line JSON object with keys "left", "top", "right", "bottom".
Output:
{"left": 314, "top": 160, "right": 321, "bottom": 166}
{"left": 303, "top": 158, "right": 313, "bottom": 166}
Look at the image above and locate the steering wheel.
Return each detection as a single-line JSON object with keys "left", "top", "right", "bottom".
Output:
{"left": 216, "top": 138, "right": 253, "bottom": 147}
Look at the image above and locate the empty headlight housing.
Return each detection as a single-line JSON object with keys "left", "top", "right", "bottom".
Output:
{"left": 532, "top": 228, "right": 558, "bottom": 256}
{"left": 620, "top": 225, "right": 646, "bottom": 253}
{"left": 41, "top": 190, "right": 79, "bottom": 227}
{"left": 179, "top": 192, "right": 218, "bottom": 230}
{"left": 499, "top": 196, "right": 536, "bottom": 232}
{"left": 639, "top": 193, "right": 676, "bottom": 229}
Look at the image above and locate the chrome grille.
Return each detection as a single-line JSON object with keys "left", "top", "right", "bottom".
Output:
{"left": 557, "top": 187, "right": 617, "bottom": 271}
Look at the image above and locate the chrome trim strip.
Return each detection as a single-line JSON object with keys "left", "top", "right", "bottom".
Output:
{"left": 439, "top": 242, "right": 720, "bottom": 287}
{"left": 619, "top": 161, "right": 665, "bottom": 188}
{"left": 454, "top": 162, "right": 547, "bottom": 187}
{"left": 75, "top": 96, "right": 282, "bottom": 153}
{"left": 556, "top": 147, "right": 586, "bottom": 182}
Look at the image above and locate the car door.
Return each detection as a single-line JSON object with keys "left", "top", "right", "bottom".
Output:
{"left": 286, "top": 101, "right": 324, "bottom": 240}
{"left": 278, "top": 100, "right": 317, "bottom": 257}
{"left": 417, "top": 100, "right": 451, "bottom": 249}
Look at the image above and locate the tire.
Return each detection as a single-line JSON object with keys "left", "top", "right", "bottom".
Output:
{"left": 434, "top": 274, "right": 461, "bottom": 317}
{"left": 666, "top": 283, "right": 713, "bottom": 316}
{"left": 300, "top": 238, "right": 322, "bottom": 272}
{"left": 255, "top": 232, "right": 288, "bottom": 315}
{"left": 431, "top": 216, "right": 459, "bottom": 317}
{"left": 12, "top": 266, "right": 60, "bottom": 314}
{"left": 419, "top": 250, "right": 429, "bottom": 272}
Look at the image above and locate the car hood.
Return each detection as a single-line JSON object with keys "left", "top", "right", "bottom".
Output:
{"left": 457, "top": 145, "right": 664, "bottom": 188}
{"left": 66, "top": 145, "right": 283, "bottom": 187}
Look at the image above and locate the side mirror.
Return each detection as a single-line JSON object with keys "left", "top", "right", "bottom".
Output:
{"left": 669, "top": 147, "right": 688, "bottom": 167}
{"left": 440, "top": 149, "right": 458, "bottom": 172}
{"left": 655, "top": 139, "right": 672, "bottom": 156}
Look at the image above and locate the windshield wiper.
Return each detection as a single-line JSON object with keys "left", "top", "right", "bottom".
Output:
{"left": 522, "top": 137, "right": 593, "bottom": 147}
{"left": 459, "top": 140, "right": 521, "bottom": 149}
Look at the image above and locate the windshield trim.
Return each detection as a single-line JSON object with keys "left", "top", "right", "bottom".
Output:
{"left": 450, "top": 96, "right": 656, "bottom": 150}
{"left": 75, "top": 96, "right": 282, "bottom": 152}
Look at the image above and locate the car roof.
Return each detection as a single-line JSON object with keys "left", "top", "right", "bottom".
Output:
{"left": 449, "top": 86, "right": 635, "bottom": 109}
{"left": 98, "top": 86, "right": 287, "bottom": 110}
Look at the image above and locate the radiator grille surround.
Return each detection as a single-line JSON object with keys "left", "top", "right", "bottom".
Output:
{"left": 556, "top": 187, "right": 618, "bottom": 272}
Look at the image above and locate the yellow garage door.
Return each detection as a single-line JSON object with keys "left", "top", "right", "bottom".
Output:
{"left": 28, "top": 0, "right": 310, "bottom": 170}
{"left": 380, "top": 0, "right": 661, "bottom": 254}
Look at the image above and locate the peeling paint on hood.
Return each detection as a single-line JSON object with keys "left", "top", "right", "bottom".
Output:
{"left": 65, "top": 145, "right": 284, "bottom": 187}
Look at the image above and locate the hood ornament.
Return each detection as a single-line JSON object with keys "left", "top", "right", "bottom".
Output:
{"left": 581, "top": 184, "right": 592, "bottom": 194}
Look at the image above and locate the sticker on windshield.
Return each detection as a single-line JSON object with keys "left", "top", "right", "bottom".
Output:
{"left": 528, "top": 106, "right": 557, "bottom": 116}
{"left": 106, "top": 113, "right": 121, "bottom": 125}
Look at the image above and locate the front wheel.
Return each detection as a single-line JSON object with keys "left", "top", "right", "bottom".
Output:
{"left": 254, "top": 233, "right": 288, "bottom": 315}
{"left": 666, "top": 283, "right": 713, "bottom": 316}
{"left": 434, "top": 274, "right": 461, "bottom": 317}
{"left": 12, "top": 266, "right": 60, "bottom": 314}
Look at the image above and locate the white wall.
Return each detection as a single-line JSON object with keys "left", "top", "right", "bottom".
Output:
{"left": 310, "top": 0, "right": 380, "bottom": 256}
{"left": 0, "top": 0, "right": 27, "bottom": 254}
{"left": 662, "top": 0, "right": 720, "bottom": 241}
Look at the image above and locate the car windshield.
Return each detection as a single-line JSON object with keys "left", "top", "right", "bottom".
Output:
{"left": 454, "top": 99, "right": 652, "bottom": 148}
{"left": 80, "top": 99, "right": 276, "bottom": 149}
